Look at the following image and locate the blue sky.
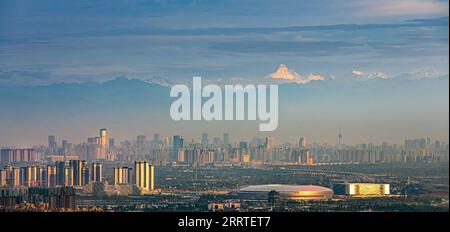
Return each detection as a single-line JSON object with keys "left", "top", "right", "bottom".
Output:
{"left": 0, "top": 0, "right": 449, "bottom": 146}
{"left": 0, "top": 0, "right": 448, "bottom": 85}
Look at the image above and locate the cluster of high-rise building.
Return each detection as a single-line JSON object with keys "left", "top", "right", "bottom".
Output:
{"left": 1, "top": 159, "right": 156, "bottom": 198}
{"left": 44, "top": 129, "right": 115, "bottom": 162}
{"left": 0, "top": 161, "right": 102, "bottom": 188}
{"left": 110, "top": 132, "right": 447, "bottom": 166}
{"left": 0, "top": 149, "right": 39, "bottom": 163}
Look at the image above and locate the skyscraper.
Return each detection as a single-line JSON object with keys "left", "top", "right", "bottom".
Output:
{"left": 134, "top": 161, "right": 154, "bottom": 192}
{"left": 299, "top": 137, "right": 307, "bottom": 149}
{"left": 0, "top": 169, "right": 7, "bottom": 187}
{"left": 114, "top": 167, "right": 132, "bottom": 185}
{"left": 306, "top": 151, "right": 314, "bottom": 166}
{"left": 137, "top": 135, "right": 146, "bottom": 148}
{"left": 265, "top": 137, "right": 275, "bottom": 150}
{"left": 202, "top": 133, "right": 209, "bottom": 146}
{"left": 100, "top": 129, "right": 107, "bottom": 147}
{"left": 46, "top": 165, "right": 57, "bottom": 187}
{"left": 48, "top": 135, "right": 57, "bottom": 153}
{"left": 109, "top": 138, "right": 115, "bottom": 151}
{"left": 223, "top": 133, "right": 230, "bottom": 146}
{"left": 70, "top": 160, "right": 89, "bottom": 186}
{"left": 173, "top": 135, "right": 184, "bottom": 161}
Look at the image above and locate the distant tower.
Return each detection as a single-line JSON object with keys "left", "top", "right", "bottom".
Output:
{"left": 338, "top": 129, "right": 342, "bottom": 149}
{"left": 299, "top": 137, "right": 307, "bottom": 149}
{"left": 201, "top": 133, "right": 209, "bottom": 146}
{"left": 265, "top": 137, "right": 275, "bottom": 150}
{"left": 48, "top": 135, "right": 57, "bottom": 153}
{"left": 223, "top": 133, "right": 229, "bottom": 146}
{"left": 100, "top": 129, "right": 107, "bottom": 147}
{"left": 99, "top": 128, "right": 108, "bottom": 159}
{"left": 137, "top": 135, "right": 146, "bottom": 148}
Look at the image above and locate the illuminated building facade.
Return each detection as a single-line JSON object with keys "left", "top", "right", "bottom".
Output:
{"left": 333, "top": 183, "right": 390, "bottom": 196}
{"left": 113, "top": 167, "right": 132, "bottom": 185}
{"left": 134, "top": 161, "right": 154, "bottom": 192}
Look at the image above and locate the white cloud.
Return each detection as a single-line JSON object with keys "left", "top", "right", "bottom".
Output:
{"left": 270, "top": 64, "right": 300, "bottom": 81}
{"left": 268, "top": 64, "right": 326, "bottom": 84}
{"left": 394, "top": 68, "right": 448, "bottom": 80}
{"left": 368, "top": 72, "right": 388, "bottom": 80}
{"left": 352, "top": 70, "right": 365, "bottom": 76}
{"left": 352, "top": 69, "right": 389, "bottom": 80}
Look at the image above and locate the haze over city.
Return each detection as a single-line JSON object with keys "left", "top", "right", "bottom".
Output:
{"left": 0, "top": 0, "right": 449, "bottom": 146}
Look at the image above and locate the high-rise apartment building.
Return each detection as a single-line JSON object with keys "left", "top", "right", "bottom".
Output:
{"left": 69, "top": 160, "right": 89, "bottom": 186}
{"left": 113, "top": 167, "right": 132, "bottom": 185}
{"left": 134, "top": 161, "right": 154, "bottom": 192}
{"left": 91, "top": 162, "right": 102, "bottom": 182}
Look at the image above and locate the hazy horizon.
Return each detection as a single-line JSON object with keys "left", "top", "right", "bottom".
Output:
{"left": 0, "top": 0, "right": 448, "bottom": 147}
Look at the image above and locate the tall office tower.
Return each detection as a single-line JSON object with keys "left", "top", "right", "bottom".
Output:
{"left": 113, "top": 167, "right": 132, "bottom": 185}
{"left": 100, "top": 129, "right": 107, "bottom": 147}
{"left": 265, "top": 137, "right": 275, "bottom": 150}
{"left": 91, "top": 162, "right": 102, "bottom": 182}
{"left": 137, "top": 135, "right": 146, "bottom": 148}
{"left": 109, "top": 138, "right": 115, "bottom": 151}
{"left": 48, "top": 135, "right": 57, "bottom": 152}
{"left": 134, "top": 161, "right": 154, "bottom": 191}
{"left": 299, "top": 137, "right": 307, "bottom": 149}
{"left": 201, "top": 133, "right": 209, "bottom": 146}
{"left": 223, "top": 133, "right": 230, "bottom": 146}
{"left": 46, "top": 165, "right": 57, "bottom": 187}
{"left": 61, "top": 140, "right": 68, "bottom": 155}
{"left": 69, "top": 160, "right": 89, "bottom": 186}
{"left": 99, "top": 128, "right": 108, "bottom": 159}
